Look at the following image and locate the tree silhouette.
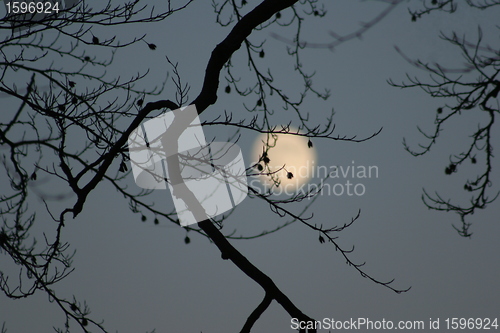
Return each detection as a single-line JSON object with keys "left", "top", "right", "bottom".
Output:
{"left": 388, "top": 0, "right": 500, "bottom": 237}
{"left": 280, "top": 0, "right": 500, "bottom": 237}
{"left": 3, "top": 0, "right": 495, "bottom": 332}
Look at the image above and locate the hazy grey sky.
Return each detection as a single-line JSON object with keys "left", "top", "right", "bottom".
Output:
{"left": 2, "top": 1, "right": 499, "bottom": 332}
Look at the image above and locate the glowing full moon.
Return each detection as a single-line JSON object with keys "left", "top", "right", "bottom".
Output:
{"left": 252, "top": 130, "right": 317, "bottom": 192}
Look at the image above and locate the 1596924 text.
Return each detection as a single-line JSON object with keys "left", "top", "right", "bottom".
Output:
{"left": 5, "top": 1, "right": 60, "bottom": 15}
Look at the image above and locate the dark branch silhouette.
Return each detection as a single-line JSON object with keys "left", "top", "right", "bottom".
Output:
{"left": 389, "top": 8, "right": 500, "bottom": 236}
{"left": 0, "top": 1, "right": 414, "bottom": 332}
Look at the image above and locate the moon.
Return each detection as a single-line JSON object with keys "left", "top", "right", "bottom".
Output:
{"left": 252, "top": 130, "right": 317, "bottom": 193}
